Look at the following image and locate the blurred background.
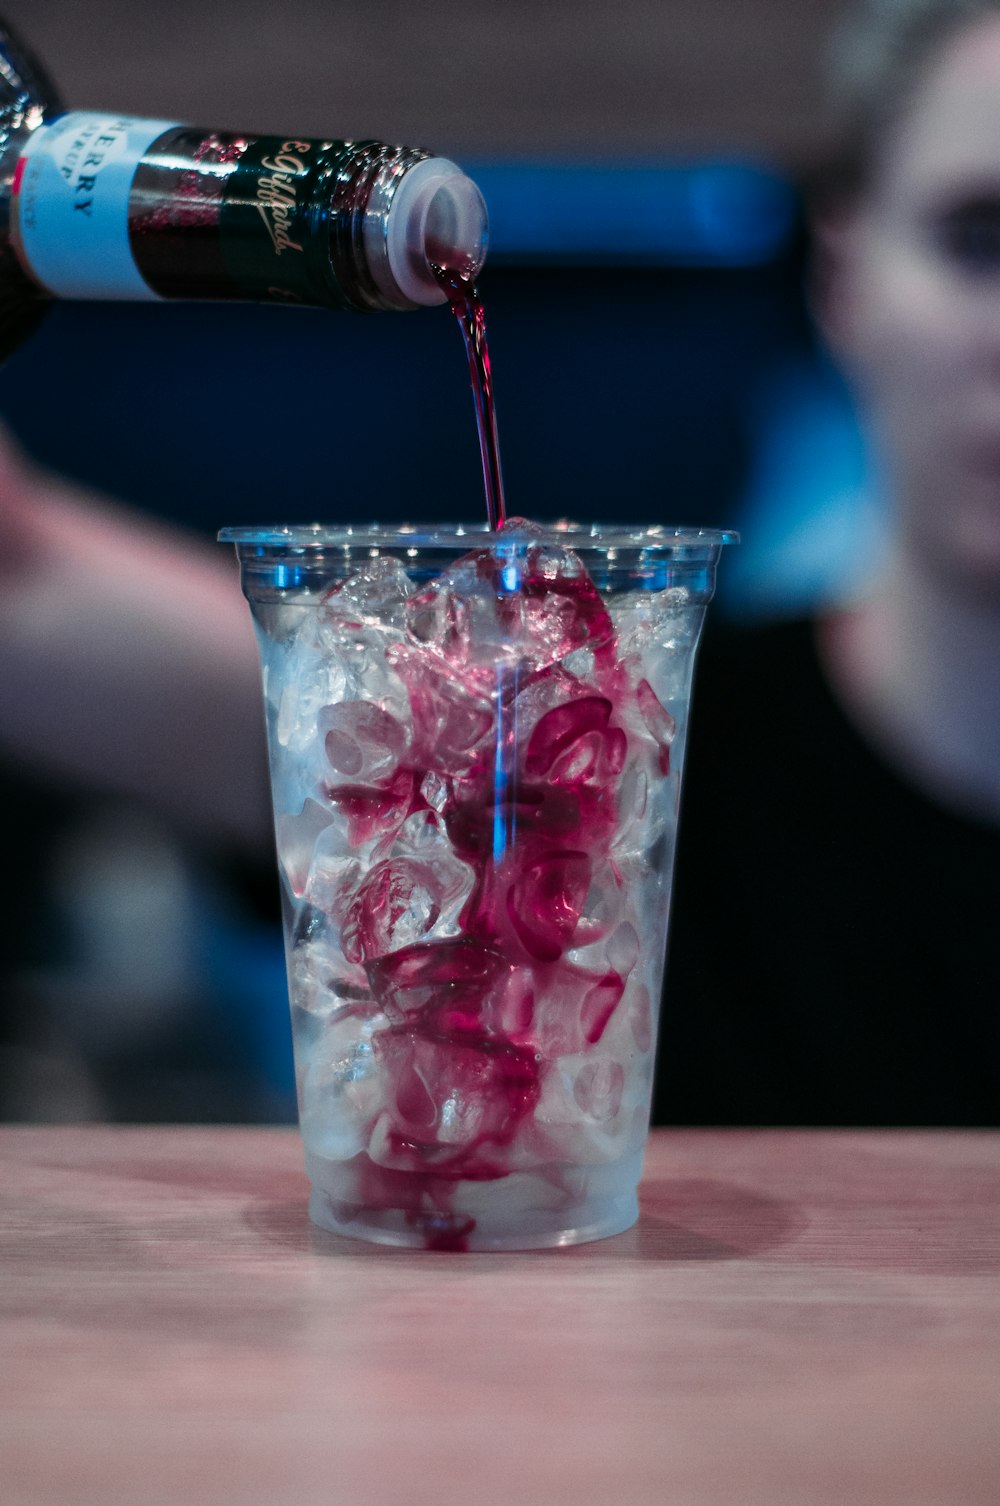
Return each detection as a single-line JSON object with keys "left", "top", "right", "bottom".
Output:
{"left": 0, "top": 0, "right": 870, "bottom": 1121}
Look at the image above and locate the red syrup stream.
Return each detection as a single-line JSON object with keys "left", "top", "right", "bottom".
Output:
{"left": 434, "top": 263, "right": 506, "bottom": 531}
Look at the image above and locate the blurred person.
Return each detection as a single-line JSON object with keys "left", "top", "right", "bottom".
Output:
{"left": 654, "top": 0, "right": 1000, "bottom": 1127}
{"left": 0, "top": 423, "right": 270, "bottom": 846}
{"left": 0, "top": 422, "right": 280, "bottom": 1119}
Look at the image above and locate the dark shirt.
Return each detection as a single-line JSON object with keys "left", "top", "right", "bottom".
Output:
{"left": 653, "top": 617, "right": 1000, "bottom": 1127}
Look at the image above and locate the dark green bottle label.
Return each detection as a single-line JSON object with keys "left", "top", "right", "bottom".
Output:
{"left": 219, "top": 135, "right": 347, "bottom": 307}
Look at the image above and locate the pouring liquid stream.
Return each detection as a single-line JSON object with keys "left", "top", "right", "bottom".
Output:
{"left": 434, "top": 263, "right": 506, "bottom": 531}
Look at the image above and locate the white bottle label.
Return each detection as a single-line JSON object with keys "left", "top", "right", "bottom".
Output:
{"left": 12, "top": 112, "right": 182, "bottom": 300}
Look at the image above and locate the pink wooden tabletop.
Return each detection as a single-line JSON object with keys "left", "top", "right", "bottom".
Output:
{"left": 2, "top": 1126, "right": 999, "bottom": 1505}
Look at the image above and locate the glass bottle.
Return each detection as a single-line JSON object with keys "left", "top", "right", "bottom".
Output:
{"left": 0, "top": 18, "right": 488, "bottom": 360}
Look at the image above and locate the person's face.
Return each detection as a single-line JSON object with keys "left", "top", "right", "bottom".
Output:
{"left": 824, "top": 15, "right": 1000, "bottom": 594}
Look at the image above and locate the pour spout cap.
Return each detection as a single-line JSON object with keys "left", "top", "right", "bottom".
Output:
{"left": 384, "top": 158, "right": 489, "bottom": 306}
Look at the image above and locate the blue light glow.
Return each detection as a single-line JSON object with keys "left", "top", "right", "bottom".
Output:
{"left": 463, "top": 160, "right": 796, "bottom": 267}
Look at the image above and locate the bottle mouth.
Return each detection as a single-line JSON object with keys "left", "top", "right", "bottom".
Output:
{"left": 366, "top": 156, "right": 489, "bottom": 308}
{"left": 422, "top": 171, "right": 490, "bottom": 282}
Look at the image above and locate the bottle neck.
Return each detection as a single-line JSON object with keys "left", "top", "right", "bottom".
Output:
{"left": 327, "top": 141, "right": 435, "bottom": 311}
{"left": 130, "top": 130, "right": 436, "bottom": 311}
{"left": 8, "top": 114, "right": 487, "bottom": 314}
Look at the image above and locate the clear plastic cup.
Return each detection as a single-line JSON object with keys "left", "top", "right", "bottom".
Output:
{"left": 221, "top": 520, "right": 734, "bottom": 1249}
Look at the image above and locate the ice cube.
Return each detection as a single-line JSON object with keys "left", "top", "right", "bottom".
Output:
{"left": 365, "top": 936, "right": 499, "bottom": 1015}
{"left": 370, "top": 1024, "right": 539, "bottom": 1166}
{"left": 420, "top": 770, "right": 450, "bottom": 812}
{"left": 611, "top": 760, "right": 649, "bottom": 857}
{"left": 530, "top": 1049, "right": 646, "bottom": 1165}
{"left": 400, "top": 529, "right": 617, "bottom": 691}
{"left": 527, "top": 958, "right": 623, "bottom": 1057}
{"left": 275, "top": 619, "right": 349, "bottom": 755}
{"left": 287, "top": 905, "right": 374, "bottom": 1019}
{"left": 562, "top": 646, "right": 596, "bottom": 680}
{"left": 388, "top": 646, "right": 495, "bottom": 775}
{"left": 517, "top": 556, "right": 615, "bottom": 671}
{"left": 635, "top": 679, "right": 676, "bottom": 775}
{"left": 497, "top": 516, "right": 545, "bottom": 538}
{"left": 301, "top": 820, "right": 364, "bottom": 920}
{"left": 506, "top": 849, "right": 592, "bottom": 962}
{"left": 318, "top": 556, "right": 414, "bottom": 637}
{"left": 572, "top": 1057, "right": 625, "bottom": 1121}
{"left": 570, "top": 863, "right": 627, "bottom": 956}
{"left": 323, "top": 767, "right": 417, "bottom": 849}
{"left": 314, "top": 570, "right": 413, "bottom": 716}
{"left": 404, "top": 574, "right": 470, "bottom": 661}
{"left": 387, "top": 811, "right": 475, "bottom": 938}
{"left": 341, "top": 857, "right": 444, "bottom": 964}
{"left": 606, "top": 921, "right": 640, "bottom": 979}
{"left": 524, "top": 694, "right": 611, "bottom": 775}
{"left": 299, "top": 1006, "right": 388, "bottom": 1160}
{"left": 403, "top": 552, "right": 517, "bottom": 686}
{"left": 366, "top": 938, "right": 533, "bottom": 1039}
{"left": 506, "top": 681, "right": 628, "bottom": 864}
{"left": 627, "top": 981, "right": 655, "bottom": 1055}
{"left": 608, "top": 585, "right": 693, "bottom": 667}
{"left": 319, "top": 700, "right": 410, "bottom": 786}
{"left": 275, "top": 797, "right": 336, "bottom": 898}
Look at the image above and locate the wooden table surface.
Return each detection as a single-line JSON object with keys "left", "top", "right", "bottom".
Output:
{"left": 2, "top": 1127, "right": 999, "bottom": 1506}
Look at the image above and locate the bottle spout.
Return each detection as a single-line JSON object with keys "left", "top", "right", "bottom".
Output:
{"left": 382, "top": 158, "right": 489, "bottom": 306}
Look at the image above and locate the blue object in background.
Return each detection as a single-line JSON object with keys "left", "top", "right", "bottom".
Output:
{"left": 465, "top": 160, "right": 798, "bottom": 266}
{"left": 720, "top": 354, "right": 883, "bottom": 619}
